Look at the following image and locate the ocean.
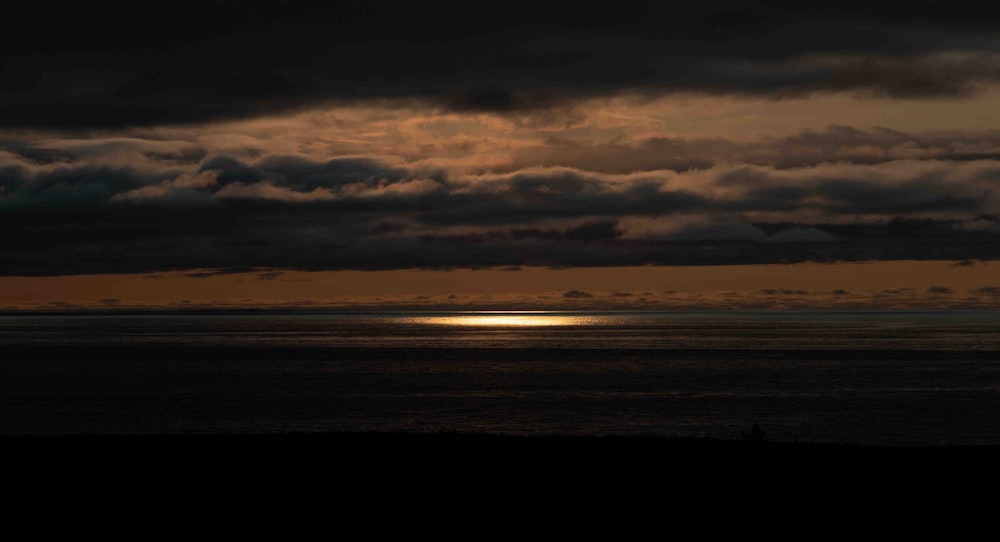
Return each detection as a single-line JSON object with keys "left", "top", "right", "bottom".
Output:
{"left": 2, "top": 310, "right": 999, "bottom": 445}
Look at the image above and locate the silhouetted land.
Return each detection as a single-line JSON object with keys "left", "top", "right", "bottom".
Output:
{"left": 5, "top": 431, "right": 997, "bottom": 518}
{"left": 6, "top": 431, "right": 998, "bottom": 474}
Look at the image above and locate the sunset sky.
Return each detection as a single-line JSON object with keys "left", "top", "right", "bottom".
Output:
{"left": 3, "top": 0, "right": 1000, "bottom": 310}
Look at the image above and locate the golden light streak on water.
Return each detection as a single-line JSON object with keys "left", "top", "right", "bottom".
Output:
{"left": 408, "top": 312, "right": 591, "bottom": 327}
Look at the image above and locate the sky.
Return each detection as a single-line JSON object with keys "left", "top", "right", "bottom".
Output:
{"left": 2, "top": 0, "right": 1000, "bottom": 310}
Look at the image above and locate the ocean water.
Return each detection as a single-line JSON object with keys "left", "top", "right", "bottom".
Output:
{"left": 2, "top": 310, "right": 999, "bottom": 445}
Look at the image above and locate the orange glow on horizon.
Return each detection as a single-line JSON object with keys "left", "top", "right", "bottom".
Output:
{"left": 1, "top": 261, "right": 998, "bottom": 311}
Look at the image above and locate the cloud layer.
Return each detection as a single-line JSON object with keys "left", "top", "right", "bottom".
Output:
{"left": 2, "top": 1, "right": 1000, "bottom": 127}
{"left": 4, "top": 2, "right": 1000, "bottom": 276}
{"left": 3, "top": 118, "right": 1000, "bottom": 275}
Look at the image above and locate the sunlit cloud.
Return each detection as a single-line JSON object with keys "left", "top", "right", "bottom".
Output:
{"left": 4, "top": 1, "right": 1000, "bottom": 285}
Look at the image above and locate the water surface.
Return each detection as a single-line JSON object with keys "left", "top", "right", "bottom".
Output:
{"left": 2, "top": 310, "right": 998, "bottom": 445}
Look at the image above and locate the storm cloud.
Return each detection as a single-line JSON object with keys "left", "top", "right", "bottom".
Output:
{"left": 4, "top": 1, "right": 1000, "bottom": 276}
{"left": 3, "top": 135, "right": 1000, "bottom": 275}
{"left": 511, "top": 126, "right": 1000, "bottom": 173}
{"left": 2, "top": 1, "right": 1000, "bottom": 127}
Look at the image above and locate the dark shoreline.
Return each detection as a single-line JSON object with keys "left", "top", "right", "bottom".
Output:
{"left": 7, "top": 432, "right": 996, "bottom": 503}
{"left": 6, "top": 430, "right": 997, "bottom": 453}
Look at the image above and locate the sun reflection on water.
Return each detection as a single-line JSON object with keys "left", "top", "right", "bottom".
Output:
{"left": 410, "top": 312, "right": 588, "bottom": 327}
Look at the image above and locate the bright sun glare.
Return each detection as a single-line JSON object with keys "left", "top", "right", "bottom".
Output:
{"left": 415, "top": 312, "right": 580, "bottom": 327}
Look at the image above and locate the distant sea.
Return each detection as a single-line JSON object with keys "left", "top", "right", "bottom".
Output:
{"left": 2, "top": 310, "right": 999, "bottom": 445}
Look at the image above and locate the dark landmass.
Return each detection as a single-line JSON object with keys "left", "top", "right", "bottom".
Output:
{"left": 5, "top": 432, "right": 996, "bottom": 514}
{"left": 7, "top": 429, "right": 997, "bottom": 449}
{"left": 6, "top": 431, "right": 997, "bottom": 471}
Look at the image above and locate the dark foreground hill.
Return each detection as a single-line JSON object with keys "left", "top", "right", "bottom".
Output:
{"left": 5, "top": 431, "right": 992, "bottom": 533}
{"left": 6, "top": 431, "right": 996, "bottom": 482}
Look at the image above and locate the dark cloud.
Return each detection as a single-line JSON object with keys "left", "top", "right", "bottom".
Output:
{"left": 763, "top": 227, "right": 838, "bottom": 244}
{"left": 236, "top": 155, "right": 414, "bottom": 190}
{"left": 185, "top": 268, "right": 257, "bottom": 279}
{"left": 880, "top": 288, "right": 915, "bottom": 295}
{"left": 2, "top": 1, "right": 1000, "bottom": 127}
{"left": 759, "top": 288, "right": 809, "bottom": 295}
{"left": 256, "top": 270, "right": 285, "bottom": 281}
{"left": 4, "top": 144, "right": 1000, "bottom": 274}
{"left": 815, "top": 179, "right": 985, "bottom": 215}
{"left": 764, "top": 126, "right": 1000, "bottom": 168}
{"left": 927, "top": 286, "right": 955, "bottom": 294}
{"left": 514, "top": 126, "right": 1000, "bottom": 174}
